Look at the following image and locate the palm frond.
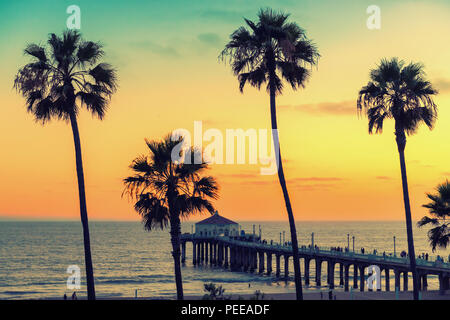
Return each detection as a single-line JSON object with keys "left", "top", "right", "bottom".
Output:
{"left": 193, "top": 176, "right": 219, "bottom": 199}
{"left": 427, "top": 225, "right": 449, "bottom": 252}
{"left": 238, "top": 67, "right": 266, "bottom": 92}
{"left": 221, "top": 7, "right": 319, "bottom": 95}
{"left": 76, "top": 91, "right": 107, "bottom": 119}
{"left": 276, "top": 61, "right": 309, "bottom": 90}
{"left": 419, "top": 180, "right": 450, "bottom": 251}
{"left": 135, "top": 193, "right": 170, "bottom": 230}
{"left": 357, "top": 58, "right": 437, "bottom": 137}
{"left": 24, "top": 44, "right": 48, "bottom": 63}
{"left": 124, "top": 134, "right": 219, "bottom": 231}
{"left": 89, "top": 63, "right": 117, "bottom": 91}
{"left": 15, "top": 30, "right": 117, "bottom": 123}
{"left": 77, "top": 41, "right": 104, "bottom": 65}
{"left": 417, "top": 216, "right": 440, "bottom": 227}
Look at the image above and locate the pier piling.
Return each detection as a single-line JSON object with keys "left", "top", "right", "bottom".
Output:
{"left": 181, "top": 234, "right": 450, "bottom": 293}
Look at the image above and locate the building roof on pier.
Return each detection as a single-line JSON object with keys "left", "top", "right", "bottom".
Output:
{"left": 196, "top": 211, "right": 238, "bottom": 225}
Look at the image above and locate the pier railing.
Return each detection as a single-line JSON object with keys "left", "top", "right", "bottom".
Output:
{"left": 181, "top": 233, "right": 450, "bottom": 293}
{"left": 181, "top": 233, "right": 450, "bottom": 270}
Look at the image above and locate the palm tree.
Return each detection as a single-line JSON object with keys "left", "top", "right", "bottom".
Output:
{"left": 14, "top": 30, "right": 117, "bottom": 300}
{"left": 419, "top": 180, "right": 450, "bottom": 251}
{"left": 123, "top": 135, "right": 219, "bottom": 300}
{"left": 220, "top": 8, "right": 320, "bottom": 300}
{"left": 357, "top": 58, "right": 438, "bottom": 300}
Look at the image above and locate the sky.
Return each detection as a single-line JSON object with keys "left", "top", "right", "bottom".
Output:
{"left": 0, "top": 0, "right": 449, "bottom": 222}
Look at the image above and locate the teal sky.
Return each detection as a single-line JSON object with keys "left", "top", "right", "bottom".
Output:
{"left": 2, "top": 0, "right": 449, "bottom": 81}
{"left": 0, "top": 1, "right": 428, "bottom": 53}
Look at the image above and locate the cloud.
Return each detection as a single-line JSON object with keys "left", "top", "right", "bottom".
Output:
{"left": 197, "top": 33, "right": 222, "bottom": 46}
{"left": 376, "top": 176, "right": 392, "bottom": 180}
{"left": 202, "top": 119, "right": 225, "bottom": 126}
{"left": 288, "top": 177, "right": 344, "bottom": 183}
{"left": 219, "top": 173, "right": 344, "bottom": 191}
{"left": 409, "top": 160, "right": 434, "bottom": 168}
{"left": 199, "top": 10, "right": 247, "bottom": 23}
{"left": 279, "top": 100, "right": 356, "bottom": 116}
{"left": 434, "top": 78, "right": 450, "bottom": 93}
{"left": 129, "top": 41, "right": 179, "bottom": 58}
{"left": 292, "top": 183, "right": 336, "bottom": 191}
{"left": 286, "top": 177, "right": 345, "bottom": 191}
{"left": 222, "top": 173, "right": 258, "bottom": 179}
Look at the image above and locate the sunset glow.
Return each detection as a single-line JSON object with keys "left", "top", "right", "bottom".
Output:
{"left": 1, "top": 0, "right": 449, "bottom": 222}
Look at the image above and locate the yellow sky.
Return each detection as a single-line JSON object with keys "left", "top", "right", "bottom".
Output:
{"left": 0, "top": 0, "right": 449, "bottom": 221}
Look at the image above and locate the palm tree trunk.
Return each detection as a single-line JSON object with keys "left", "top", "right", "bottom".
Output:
{"left": 269, "top": 85, "right": 303, "bottom": 300}
{"left": 69, "top": 112, "right": 96, "bottom": 300}
{"left": 396, "top": 130, "right": 419, "bottom": 300}
{"left": 170, "top": 214, "right": 184, "bottom": 300}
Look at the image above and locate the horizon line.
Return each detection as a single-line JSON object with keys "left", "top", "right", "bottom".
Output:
{"left": 0, "top": 217, "right": 409, "bottom": 223}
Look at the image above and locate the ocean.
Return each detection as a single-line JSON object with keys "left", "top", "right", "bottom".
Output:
{"left": 0, "top": 220, "right": 448, "bottom": 300}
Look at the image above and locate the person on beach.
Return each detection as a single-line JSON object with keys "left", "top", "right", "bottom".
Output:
{"left": 72, "top": 292, "right": 77, "bottom": 300}
{"left": 63, "top": 293, "right": 67, "bottom": 300}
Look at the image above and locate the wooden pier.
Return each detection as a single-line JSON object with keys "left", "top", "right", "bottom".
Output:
{"left": 180, "top": 233, "right": 450, "bottom": 294}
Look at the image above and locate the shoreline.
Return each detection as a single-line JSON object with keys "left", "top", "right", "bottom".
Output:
{"left": 32, "top": 290, "right": 450, "bottom": 300}
{"left": 173, "top": 290, "right": 450, "bottom": 300}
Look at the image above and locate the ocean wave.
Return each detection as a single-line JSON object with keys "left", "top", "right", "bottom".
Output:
{"left": 99, "top": 278, "right": 145, "bottom": 284}
{"left": 0, "top": 281, "right": 62, "bottom": 288}
{"left": 2, "top": 290, "right": 43, "bottom": 295}
{"left": 138, "top": 274, "right": 168, "bottom": 278}
{"left": 188, "top": 276, "right": 273, "bottom": 284}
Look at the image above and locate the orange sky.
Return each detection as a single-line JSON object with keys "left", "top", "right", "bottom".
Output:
{"left": 0, "top": 0, "right": 449, "bottom": 221}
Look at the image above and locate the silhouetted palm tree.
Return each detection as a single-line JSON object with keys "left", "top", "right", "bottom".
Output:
{"left": 123, "top": 135, "right": 218, "bottom": 300}
{"left": 220, "top": 8, "right": 320, "bottom": 300}
{"left": 358, "top": 58, "right": 438, "bottom": 300}
{"left": 14, "top": 30, "right": 117, "bottom": 300}
{"left": 419, "top": 180, "right": 450, "bottom": 251}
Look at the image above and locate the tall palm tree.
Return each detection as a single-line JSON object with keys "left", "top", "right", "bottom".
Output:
{"left": 220, "top": 8, "right": 320, "bottom": 300}
{"left": 357, "top": 58, "right": 438, "bottom": 300}
{"left": 419, "top": 180, "right": 450, "bottom": 251}
{"left": 123, "top": 135, "right": 219, "bottom": 300}
{"left": 14, "top": 30, "right": 117, "bottom": 300}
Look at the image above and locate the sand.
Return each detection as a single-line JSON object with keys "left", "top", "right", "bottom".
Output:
{"left": 182, "top": 290, "right": 450, "bottom": 300}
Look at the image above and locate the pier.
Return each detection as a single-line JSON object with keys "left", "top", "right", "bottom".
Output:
{"left": 180, "top": 233, "right": 450, "bottom": 294}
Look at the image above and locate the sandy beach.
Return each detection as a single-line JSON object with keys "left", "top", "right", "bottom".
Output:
{"left": 183, "top": 290, "right": 450, "bottom": 300}
{"left": 104, "top": 290, "right": 450, "bottom": 300}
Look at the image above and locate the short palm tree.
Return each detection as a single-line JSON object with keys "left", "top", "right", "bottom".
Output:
{"left": 220, "top": 8, "right": 320, "bottom": 300}
{"left": 419, "top": 180, "right": 450, "bottom": 251}
{"left": 123, "top": 135, "right": 219, "bottom": 300}
{"left": 14, "top": 30, "right": 117, "bottom": 300}
{"left": 357, "top": 58, "right": 438, "bottom": 300}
